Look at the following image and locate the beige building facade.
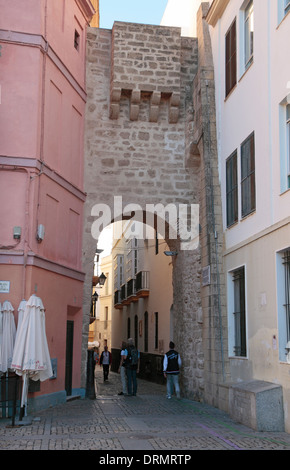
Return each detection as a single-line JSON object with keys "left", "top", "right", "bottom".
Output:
{"left": 111, "top": 221, "right": 173, "bottom": 380}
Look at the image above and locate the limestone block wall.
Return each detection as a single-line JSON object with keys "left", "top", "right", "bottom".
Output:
{"left": 82, "top": 7, "right": 226, "bottom": 405}
{"left": 82, "top": 23, "right": 203, "bottom": 397}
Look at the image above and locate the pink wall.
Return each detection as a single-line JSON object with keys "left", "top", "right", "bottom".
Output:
{"left": 0, "top": 0, "right": 94, "bottom": 404}
{"left": 0, "top": 43, "right": 43, "bottom": 158}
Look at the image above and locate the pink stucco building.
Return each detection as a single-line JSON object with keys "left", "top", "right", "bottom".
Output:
{"left": 0, "top": 0, "right": 96, "bottom": 409}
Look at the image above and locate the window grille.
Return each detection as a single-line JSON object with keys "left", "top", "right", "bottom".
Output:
{"left": 283, "top": 251, "right": 290, "bottom": 342}
{"left": 233, "top": 267, "right": 247, "bottom": 357}
{"left": 226, "top": 150, "right": 238, "bottom": 227}
{"left": 241, "top": 132, "right": 256, "bottom": 217}
{"left": 286, "top": 104, "right": 290, "bottom": 188}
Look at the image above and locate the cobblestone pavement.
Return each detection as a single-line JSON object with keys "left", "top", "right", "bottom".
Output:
{"left": 1, "top": 369, "right": 290, "bottom": 452}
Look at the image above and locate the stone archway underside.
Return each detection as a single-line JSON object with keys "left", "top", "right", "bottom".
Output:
{"left": 82, "top": 4, "right": 228, "bottom": 407}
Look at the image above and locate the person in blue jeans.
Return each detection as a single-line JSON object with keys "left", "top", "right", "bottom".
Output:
{"left": 124, "top": 338, "right": 140, "bottom": 396}
{"left": 163, "top": 341, "right": 182, "bottom": 399}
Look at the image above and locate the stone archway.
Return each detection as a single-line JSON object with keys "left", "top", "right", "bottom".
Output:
{"left": 82, "top": 4, "right": 228, "bottom": 406}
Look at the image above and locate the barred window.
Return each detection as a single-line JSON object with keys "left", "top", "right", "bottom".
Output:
{"left": 287, "top": 104, "right": 290, "bottom": 188}
{"left": 241, "top": 132, "right": 256, "bottom": 217}
{"left": 233, "top": 266, "right": 247, "bottom": 357}
{"left": 283, "top": 251, "right": 290, "bottom": 342}
{"left": 226, "top": 150, "right": 238, "bottom": 227}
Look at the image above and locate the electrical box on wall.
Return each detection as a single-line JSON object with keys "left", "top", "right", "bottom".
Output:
{"left": 37, "top": 224, "right": 45, "bottom": 242}
{"left": 13, "top": 226, "right": 21, "bottom": 239}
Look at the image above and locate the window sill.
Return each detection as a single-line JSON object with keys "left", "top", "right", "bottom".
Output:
{"left": 224, "top": 83, "right": 237, "bottom": 103}
{"left": 277, "top": 9, "right": 290, "bottom": 29}
{"left": 238, "top": 60, "right": 254, "bottom": 84}
{"left": 228, "top": 355, "right": 248, "bottom": 360}
{"left": 226, "top": 220, "right": 238, "bottom": 230}
{"left": 280, "top": 187, "right": 290, "bottom": 196}
{"left": 241, "top": 209, "right": 256, "bottom": 222}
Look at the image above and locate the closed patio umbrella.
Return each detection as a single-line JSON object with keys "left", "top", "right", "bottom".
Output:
{"left": 11, "top": 295, "right": 52, "bottom": 418}
{"left": 0, "top": 301, "right": 16, "bottom": 374}
{"left": 15, "top": 300, "right": 26, "bottom": 345}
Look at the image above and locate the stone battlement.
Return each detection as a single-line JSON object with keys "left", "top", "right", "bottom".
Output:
{"left": 110, "top": 22, "right": 182, "bottom": 122}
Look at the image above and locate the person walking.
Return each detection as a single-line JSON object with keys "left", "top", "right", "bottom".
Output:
{"left": 100, "top": 345, "right": 112, "bottom": 382}
{"left": 163, "top": 341, "right": 181, "bottom": 399}
{"left": 118, "top": 341, "right": 128, "bottom": 395}
{"left": 123, "top": 338, "right": 140, "bottom": 396}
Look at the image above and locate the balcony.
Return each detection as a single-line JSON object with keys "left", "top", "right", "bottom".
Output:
{"left": 135, "top": 271, "right": 150, "bottom": 298}
{"left": 114, "top": 271, "right": 150, "bottom": 309}
{"left": 114, "top": 289, "right": 122, "bottom": 309}
{"left": 120, "top": 283, "right": 130, "bottom": 305}
{"left": 127, "top": 278, "right": 138, "bottom": 302}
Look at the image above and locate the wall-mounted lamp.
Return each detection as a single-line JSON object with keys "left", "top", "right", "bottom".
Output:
{"left": 90, "top": 291, "right": 99, "bottom": 322}
{"left": 98, "top": 272, "right": 107, "bottom": 285}
{"left": 164, "top": 251, "right": 178, "bottom": 256}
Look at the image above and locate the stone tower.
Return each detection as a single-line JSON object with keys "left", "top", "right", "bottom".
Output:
{"left": 82, "top": 3, "right": 228, "bottom": 406}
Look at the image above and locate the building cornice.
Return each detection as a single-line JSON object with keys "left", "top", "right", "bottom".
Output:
{"left": 0, "top": 156, "right": 87, "bottom": 202}
{"left": 76, "top": 0, "right": 96, "bottom": 23}
{"left": 0, "top": 29, "right": 87, "bottom": 102}
{"left": 206, "top": 0, "right": 230, "bottom": 26}
{"left": 0, "top": 250, "right": 86, "bottom": 282}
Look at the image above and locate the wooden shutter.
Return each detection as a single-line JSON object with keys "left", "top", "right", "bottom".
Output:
{"left": 225, "top": 19, "right": 237, "bottom": 97}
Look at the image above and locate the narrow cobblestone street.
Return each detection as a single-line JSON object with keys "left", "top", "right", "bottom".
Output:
{"left": 0, "top": 370, "right": 290, "bottom": 453}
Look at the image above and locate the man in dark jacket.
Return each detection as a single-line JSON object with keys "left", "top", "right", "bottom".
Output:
{"left": 100, "top": 345, "right": 112, "bottom": 382}
{"left": 163, "top": 341, "right": 182, "bottom": 399}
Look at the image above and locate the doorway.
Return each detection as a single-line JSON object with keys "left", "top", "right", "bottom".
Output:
{"left": 65, "top": 320, "right": 74, "bottom": 396}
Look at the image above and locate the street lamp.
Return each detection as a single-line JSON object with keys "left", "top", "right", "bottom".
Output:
{"left": 98, "top": 272, "right": 107, "bottom": 286}
{"left": 90, "top": 291, "right": 99, "bottom": 322}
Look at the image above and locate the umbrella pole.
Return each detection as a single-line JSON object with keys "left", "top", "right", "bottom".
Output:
{"left": 19, "top": 374, "right": 28, "bottom": 421}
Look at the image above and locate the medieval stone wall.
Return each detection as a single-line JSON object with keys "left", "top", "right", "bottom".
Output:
{"left": 82, "top": 4, "right": 227, "bottom": 405}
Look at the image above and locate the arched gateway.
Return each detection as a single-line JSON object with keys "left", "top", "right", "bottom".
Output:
{"left": 82, "top": 4, "right": 228, "bottom": 407}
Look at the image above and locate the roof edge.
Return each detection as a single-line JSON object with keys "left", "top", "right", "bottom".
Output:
{"left": 206, "top": 0, "right": 230, "bottom": 26}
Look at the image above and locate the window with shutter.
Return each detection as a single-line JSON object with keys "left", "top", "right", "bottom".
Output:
{"left": 241, "top": 132, "right": 256, "bottom": 217}
{"left": 226, "top": 150, "right": 238, "bottom": 227}
{"left": 225, "top": 19, "right": 237, "bottom": 97}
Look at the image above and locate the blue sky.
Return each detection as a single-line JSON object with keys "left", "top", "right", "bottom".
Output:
{"left": 99, "top": 0, "right": 168, "bottom": 29}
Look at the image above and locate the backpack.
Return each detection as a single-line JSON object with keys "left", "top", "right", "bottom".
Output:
{"left": 126, "top": 346, "right": 138, "bottom": 369}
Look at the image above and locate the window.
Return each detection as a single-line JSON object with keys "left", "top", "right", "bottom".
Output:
{"left": 232, "top": 267, "right": 247, "bottom": 357}
{"left": 277, "top": 249, "right": 290, "bottom": 361}
{"left": 278, "top": 0, "right": 290, "bottom": 23}
{"left": 241, "top": 132, "right": 256, "bottom": 217}
{"left": 287, "top": 104, "right": 290, "bottom": 188}
{"left": 104, "top": 307, "right": 108, "bottom": 330}
{"left": 225, "top": 19, "right": 237, "bottom": 97}
{"left": 226, "top": 151, "right": 238, "bottom": 227}
{"left": 74, "top": 30, "right": 80, "bottom": 50}
{"left": 244, "top": 0, "right": 254, "bottom": 70}
{"left": 283, "top": 251, "right": 290, "bottom": 341}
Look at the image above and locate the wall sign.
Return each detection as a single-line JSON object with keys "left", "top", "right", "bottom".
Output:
{"left": 0, "top": 281, "right": 10, "bottom": 293}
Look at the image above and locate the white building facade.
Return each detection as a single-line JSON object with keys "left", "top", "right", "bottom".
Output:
{"left": 207, "top": 0, "right": 290, "bottom": 431}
